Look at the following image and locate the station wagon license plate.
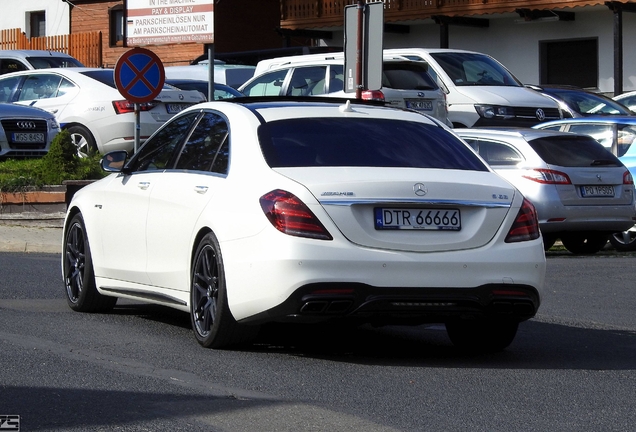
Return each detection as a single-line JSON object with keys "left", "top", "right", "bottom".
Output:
{"left": 581, "top": 185, "right": 615, "bottom": 197}
{"left": 405, "top": 100, "right": 433, "bottom": 111}
{"left": 166, "top": 103, "right": 191, "bottom": 114}
{"left": 375, "top": 207, "right": 461, "bottom": 230}
{"left": 12, "top": 132, "right": 45, "bottom": 143}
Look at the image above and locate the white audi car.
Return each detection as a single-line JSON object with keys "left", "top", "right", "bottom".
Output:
{"left": 62, "top": 97, "right": 546, "bottom": 352}
{"left": 0, "top": 68, "right": 205, "bottom": 156}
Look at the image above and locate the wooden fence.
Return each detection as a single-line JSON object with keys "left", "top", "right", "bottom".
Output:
{"left": 0, "top": 28, "right": 102, "bottom": 68}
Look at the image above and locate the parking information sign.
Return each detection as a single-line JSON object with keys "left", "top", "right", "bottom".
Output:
{"left": 125, "top": 0, "right": 214, "bottom": 46}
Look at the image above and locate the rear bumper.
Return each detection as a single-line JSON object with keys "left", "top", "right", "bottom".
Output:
{"left": 239, "top": 283, "right": 540, "bottom": 326}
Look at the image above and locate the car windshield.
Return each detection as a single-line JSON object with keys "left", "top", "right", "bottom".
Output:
{"left": 259, "top": 118, "right": 488, "bottom": 170}
{"left": 26, "top": 56, "right": 84, "bottom": 69}
{"left": 429, "top": 52, "right": 521, "bottom": 87}
{"left": 542, "top": 88, "right": 633, "bottom": 116}
{"left": 528, "top": 135, "right": 622, "bottom": 167}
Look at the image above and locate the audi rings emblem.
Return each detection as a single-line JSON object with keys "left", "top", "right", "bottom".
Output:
{"left": 414, "top": 183, "right": 428, "bottom": 196}
{"left": 17, "top": 121, "right": 36, "bottom": 129}
{"left": 535, "top": 108, "right": 546, "bottom": 121}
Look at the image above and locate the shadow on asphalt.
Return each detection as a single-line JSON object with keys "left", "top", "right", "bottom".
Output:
{"left": 110, "top": 302, "right": 636, "bottom": 370}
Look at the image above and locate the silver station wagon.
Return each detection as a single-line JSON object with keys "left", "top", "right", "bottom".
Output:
{"left": 456, "top": 127, "right": 636, "bottom": 254}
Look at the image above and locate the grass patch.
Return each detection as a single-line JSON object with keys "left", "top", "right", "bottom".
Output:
{"left": 0, "top": 130, "right": 106, "bottom": 193}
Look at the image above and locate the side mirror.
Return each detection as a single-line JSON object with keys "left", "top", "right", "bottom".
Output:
{"left": 101, "top": 150, "right": 129, "bottom": 173}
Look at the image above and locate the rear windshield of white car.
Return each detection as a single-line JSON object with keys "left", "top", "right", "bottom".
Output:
{"left": 383, "top": 62, "right": 438, "bottom": 90}
{"left": 528, "top": 135, "right": 623, "bottom": 167}
{"left": 259, "top": 118, "right": 489, "bottom": 171}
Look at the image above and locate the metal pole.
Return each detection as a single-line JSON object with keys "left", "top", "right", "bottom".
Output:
{"left": 208, "top": 44, "right": 215, "bottom": 101}
{"left": 134, "top": 103, "right": 140, "bottom": 153}
{"left": 356, "top": 0, "right": 365, "bottom": 100}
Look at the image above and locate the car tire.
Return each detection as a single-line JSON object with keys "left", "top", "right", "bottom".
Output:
{"left": 63, "top": 213, "right": 117, "bottom": 312}
{"left": 542, "top": 234, "right": 557, "bottom": 251}
{"left": 67, "top": 125, "right": 98, "bottom": 157}
{"left": 560, "top": 232, "right": 608, "bottom": 255}
{"left": 190, "top": 232, "right": 259, "bottom": 348}
{"left": 609, "top": 228, "right": 636, "bottom": 252}
{"left": 445, "top": 319, "right": 518, "bottom": 353}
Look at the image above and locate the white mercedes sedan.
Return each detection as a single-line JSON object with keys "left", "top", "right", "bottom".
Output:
{"left": 62, "top": 97, "right": 546, "bottom": 352}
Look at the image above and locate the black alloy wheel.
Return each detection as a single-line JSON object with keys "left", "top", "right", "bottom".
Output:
{"left": 63, "top": 213, "right": 117, "bottom": 312}
{"left": 190, "top": 232, "right": 258, "bottom": 348}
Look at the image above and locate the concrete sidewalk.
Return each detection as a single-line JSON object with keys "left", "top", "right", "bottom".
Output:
{"left": 0, "top": 213, "right": 64, "bottom": 254}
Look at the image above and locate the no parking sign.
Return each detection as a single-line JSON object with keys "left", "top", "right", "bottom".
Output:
{"left": 114, "top": 48, "right": 165, "bottom": 152}
{"left": 115, "top": 47, "right": 165, "bottom": 104}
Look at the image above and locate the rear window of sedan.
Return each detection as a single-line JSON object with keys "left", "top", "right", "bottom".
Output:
{"left": 528, "top": 135, "right": 623, "bottom": 167}
{"left": 259, "top": 118, "right": 488, "bottom": 171}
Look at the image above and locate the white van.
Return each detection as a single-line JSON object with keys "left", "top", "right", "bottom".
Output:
{"left": 384, "top": 48, "right": 563, "bottom": 127}
{"left": 242, "top": 53, "right": 450, "bottom": 126}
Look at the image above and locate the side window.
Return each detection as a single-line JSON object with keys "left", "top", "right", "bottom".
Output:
{"left": 57, "top": 78, "right": 75, "bottom": 97}
{"left": 328, "top": 65, "right": 344, "bottom": 93}
{"left": 286, "top": 66, "right": 327, "bottom": 96}
{"left": 130, "top": 111, "right": 199, "bottom": 172}
{"left": 463, "top": 138, "right": 523, "bottom": 166}
{"left": 0, "top": 76, "right": 21, "bottom": 103}
{"left": 482, "top": 141, "right": 523, "bottom": 166}
{"left": 18, "top": 74, "right": 62, "bottom": 101}
{"left": 567, "top": 124, "right": 614, "bottom": 150}
{"left": 241, "top": 69, "right": 287, "bottom": 96}
{"left": 538, "top": 125, "right": 563, "bottom": 132}
{"left": 175, "top": 111, "right": 229, "bottom": 174}
{"left": 0, "top": 59, "right": 28, "bottom": 75}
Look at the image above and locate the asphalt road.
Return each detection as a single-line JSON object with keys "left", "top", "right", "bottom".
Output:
{"left": 0, "top": 252, "right": 635, "bottom": 431}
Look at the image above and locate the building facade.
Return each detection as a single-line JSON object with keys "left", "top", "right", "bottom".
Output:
{"left": 0, "top": 0, "right": 70, "bottom": 37}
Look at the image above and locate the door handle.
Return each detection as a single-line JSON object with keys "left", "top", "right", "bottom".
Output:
{"left": 138, "top": 181, "right": 150, "bottom": 190}
{"left": 194, "top": 186, "right": 209, "bottom": 194}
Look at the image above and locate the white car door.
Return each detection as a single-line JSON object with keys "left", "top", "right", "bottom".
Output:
{"left": 145, "top": 110, "right": 230, "bottom": 290}
{"left": 98, "top": 111, "right": 202, "bottom": 285}
{"left": 13, "top": 73, "right": 78, "bottom": 118}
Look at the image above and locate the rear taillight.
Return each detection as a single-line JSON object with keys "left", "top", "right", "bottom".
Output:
{"left": 624, "top": 170, "right": 634, "bottom": 185}
{"left": 361, "top": 90, "right": 384, "bottom": 101}
{"left": 522, "top": 169, "right": 571, "bottom": 184}
{"left": 505, "top": 198, "right": 540, "bottom": 243}
{"left": 113, "top": 100, "right": 158, "bottom": 114}
{"left": 259, "top": 189, "right": 333, "bottom": 240}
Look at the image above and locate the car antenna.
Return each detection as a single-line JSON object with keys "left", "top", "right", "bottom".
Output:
{"left": 339, "top": 100, "right": 354, "bottom": 113}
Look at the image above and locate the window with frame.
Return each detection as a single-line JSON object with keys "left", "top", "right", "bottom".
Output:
{"left": 461, "top": 138, "right": 524, "bottom": 166}
{"left": 109, "top": 5, "right": 125, "bottom": 47}
{"left": 241, "top": 69, "right": 287, "bottom": 96}
{"left": 131, "top": 112, "right": 200, "bottom": 172}
{"left": 29, "top": 11, "right": 45, "bottom": 38}
{"left": 540, "top": 39, "right": 598, "bottom": 88}
{"left": 175, "top": 111, "right": 230, "bottom": 174}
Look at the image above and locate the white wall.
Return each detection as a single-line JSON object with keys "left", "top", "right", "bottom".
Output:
{"left": 0, "top": 0, "right": 70, "bottom": 36}
{"left": 326, "top": 5, "right": 636, "bottom": 94}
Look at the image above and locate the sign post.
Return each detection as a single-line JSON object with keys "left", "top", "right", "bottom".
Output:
{"left": 344, "top": 1, "right": 384, "bottom": 97}
{"left": 114, "top": 47, "right": 165, "bottom": 153}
